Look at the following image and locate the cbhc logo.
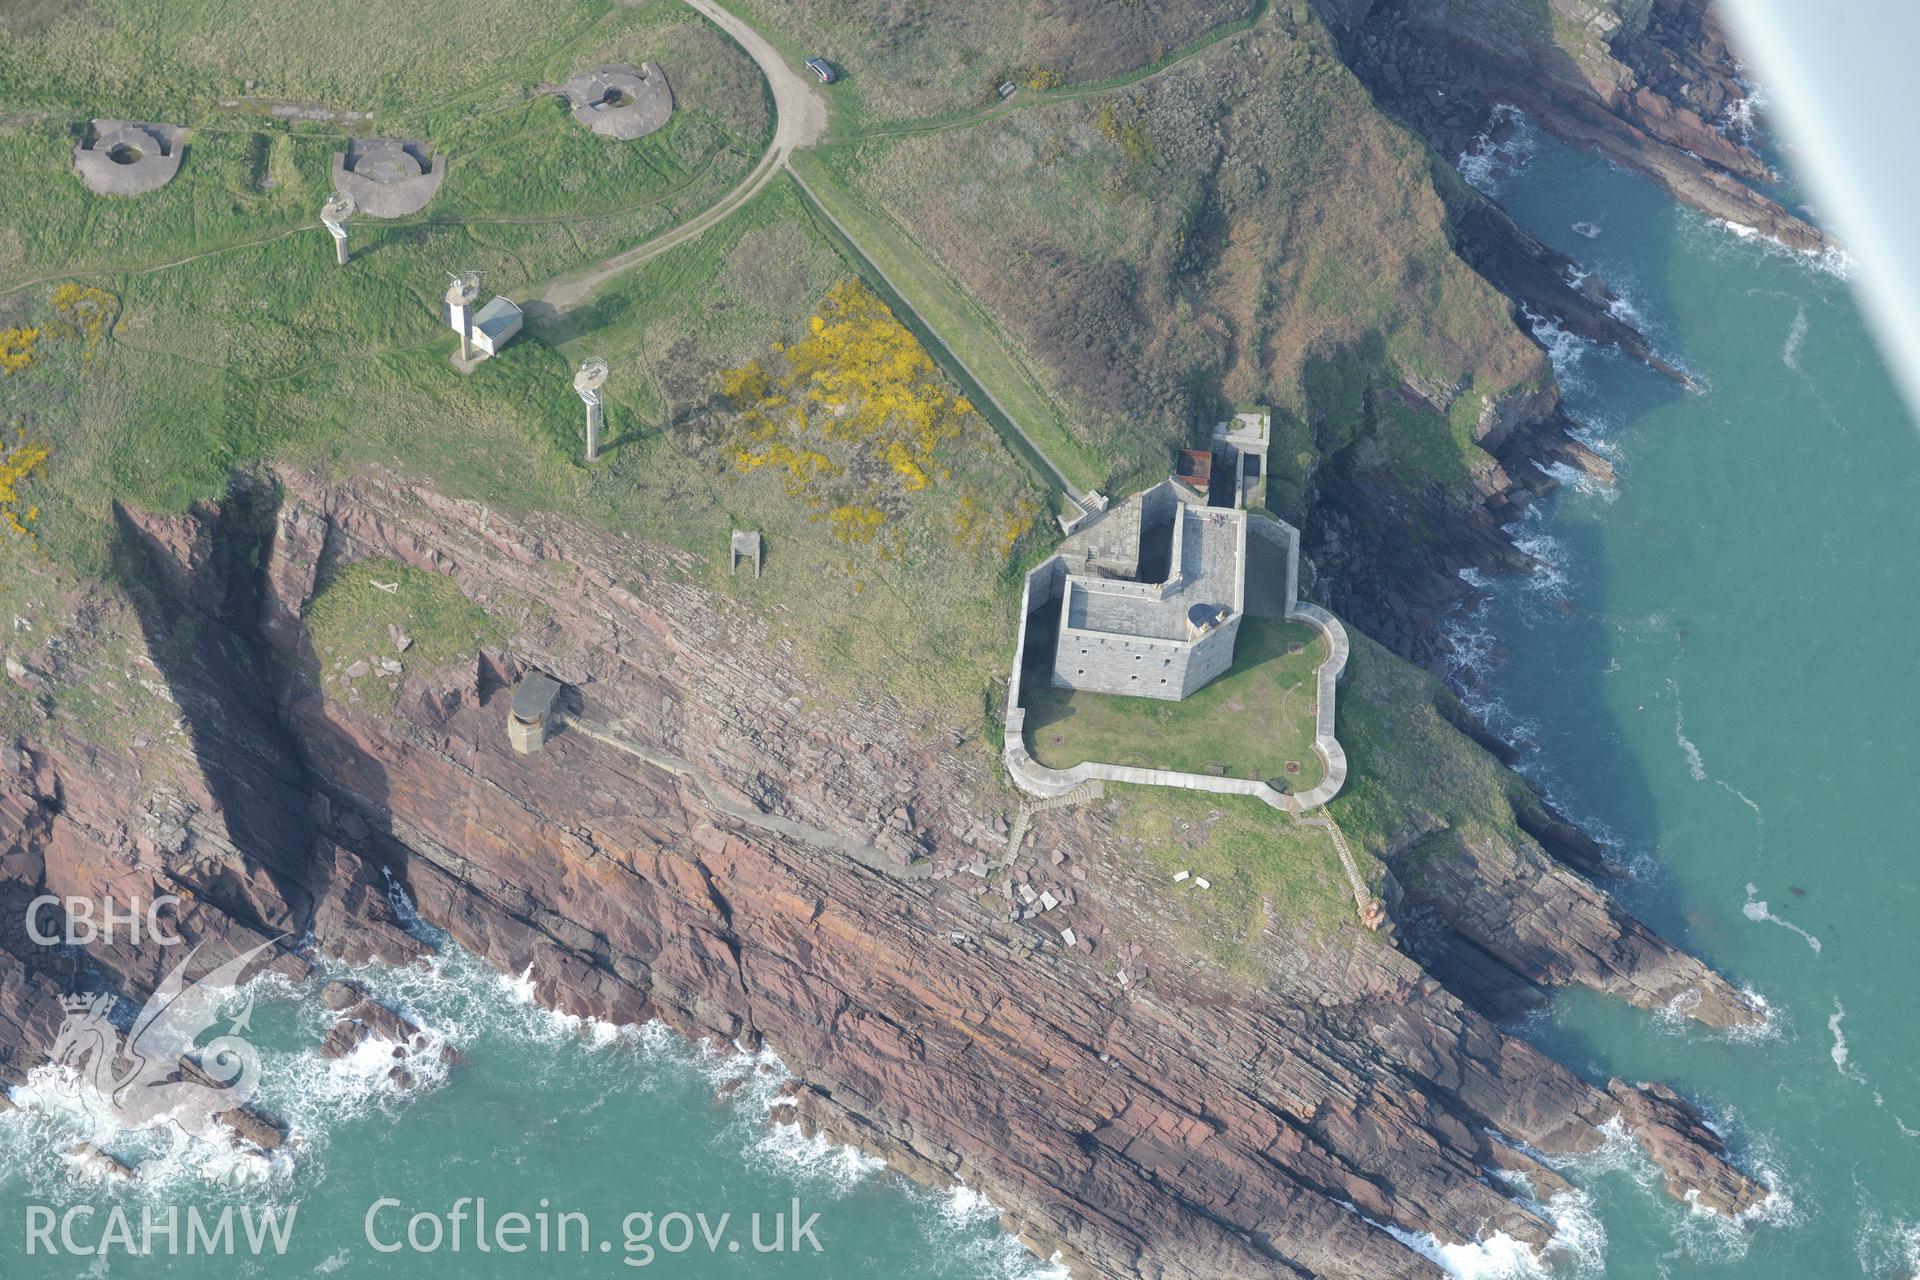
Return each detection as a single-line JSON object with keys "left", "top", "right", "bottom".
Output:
{"left": 26, "top": 896, "right": 184, "bottom": 947}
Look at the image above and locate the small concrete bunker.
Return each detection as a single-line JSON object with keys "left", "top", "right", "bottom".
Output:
{"left": 507, "top": 671, "right": 562, "bottom": 754}
{"left": 561, "top": 63, "right": 673, "bottom": 139}
{"left": 332, "top": 137, "right": 445, "bottom": 217}
{"left": 730, "top": 529, "right": 762, "bottom": 577}
{"left": 468, "top": 296, "right": 523, "bottom": 358}
{"left": 73, "top": 121, "right": 185, "bottom": 195}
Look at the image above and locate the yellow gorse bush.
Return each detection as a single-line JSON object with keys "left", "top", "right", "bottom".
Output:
{"left": 49, "top": 284, "right": 117, "bottom": 361}
{"left": 0, "top": 286, "right": 118, "bottom": 380}
{"left": 719, "top": 279, "right": 1034, "bottom": 559}
{"left": 1, "top": 429, "right": 50, "bottom": 541}
{"left": 0, "top": 328, "right": 41, "bottom": 377}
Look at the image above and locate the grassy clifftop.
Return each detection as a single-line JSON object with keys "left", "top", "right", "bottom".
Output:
{"left": 793, "top": 10, "right": 1550, "bottom": 507}
{"left": 726, "top": 0, "right": 1262, "bottom": 131}
{"left": 0, "top": 0, "right": 1041, "bottom": 726}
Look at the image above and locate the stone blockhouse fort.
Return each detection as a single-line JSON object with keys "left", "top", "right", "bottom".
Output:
{"left": 1002, "top": 409, "right": 1354, "bottom": 833}
{"left": 1031, "top": 483, "right": 1249, "bottom": 700}
{"left": 1015, "top": 411, "right": 1290, "bottom": 705}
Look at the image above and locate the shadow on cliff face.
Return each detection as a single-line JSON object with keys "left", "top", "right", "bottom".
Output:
{"left": 1430, "top": 130, "right": 1738, "bottom": 1028}
{"left": 106, "top": 483, "right": 391, "bottom": 946}
{"left": 1337, "top": 147, "right": 1717, "bottom": 1029}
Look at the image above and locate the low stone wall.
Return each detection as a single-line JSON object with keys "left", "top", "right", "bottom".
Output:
{"left": 1004, "top": 597, "right": 1350, "bottom": 814}
{"left": 1281, "top": 601, "right": 1349, "bottom": 811}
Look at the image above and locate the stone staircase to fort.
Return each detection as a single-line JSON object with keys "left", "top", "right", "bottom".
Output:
{"left": 1003, "top": 780, "right": 1104, "bottom": 865}
{"left": 1293, "top": 810, "right": 1386, "bottom": 930}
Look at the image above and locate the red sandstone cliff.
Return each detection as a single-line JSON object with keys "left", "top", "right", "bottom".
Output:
{"left": 0, "top": 469, "right": 1768, "bottom": 1277}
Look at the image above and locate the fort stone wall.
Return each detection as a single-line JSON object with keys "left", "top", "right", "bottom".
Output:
{"left": 1177, "top": 616, "right": 1240, "bottom": 698}
{"left": 1052, "top": 626, "right": 1192, "bottom": 701}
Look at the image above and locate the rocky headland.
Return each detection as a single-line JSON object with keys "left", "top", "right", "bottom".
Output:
{"left": 2, "top": 465, "right": 1769, "bottom": 1278}
{"left": 1301, "top": 0, "right": 1821, "bottom": 668}
{"left": 0, "top": 2, "right": 1805, "bottom": 1275}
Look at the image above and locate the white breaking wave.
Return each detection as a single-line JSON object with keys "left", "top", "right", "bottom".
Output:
{"left": 920, "top": 1182, "right": 1073, "bottom": 1280}
{"left": 1521, "top": 305, "right": 1593, "bottom": 394}
{"left": 1668, "top": 679, "right": 1767, "bottom": 840}
{"left": 1605, "top": 283, "right": 1648, "bottom": 333}
{"left": 1721, "top": 75, "right": 1768, "bottom": 147}
{"left": 1783, "top": 305, "right": 1809, "bottom": 370}
{"left": 1706, "top": 216, "right": 1857, "bottom": 280}
{"left": 1370, "top": 1180, "right": 1608, "bottom": 1278}
{"left": 1543, "top": 460, "right": 1619, "bottom": 503}
{"left": 1510, "top": 517, "right": 1571, "bottom": 597}
{"left": 1564, "top": 413, "right": 1625, "bottom": 464}
{"left": 1649, "top": 983, "right": 1785, "bottom": 1047}
{"left": 1378, "top": 1221, "right": 1556, "bottom": 1280}
{"left": 1457, "top": 104, "right": 1535, "bottom": 196}
{"left": 1828, "top": 999, "right": 1866, "bottom": 1082}
{"left": 2, "top": 929, "right": 1057, "bottom": 1277}
{"left": 1671, "top": 1107, "right": 1800, "bottom": 1266}
{"left": 1742, "top": 882, "right": 1822, "bottom": 955}
{"left": 1854, "top": 1211, "right": 1920, "bottom": 1279}
{"left": 1553, "top": 1110, "right": 1797, "bottom": 1268}
{"left": 1670, "top": 680, "right": 1708, "bottom": 782}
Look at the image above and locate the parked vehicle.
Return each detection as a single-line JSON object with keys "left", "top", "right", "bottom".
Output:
{"left": 805, "top": 57, "right": 836, "bottom": 84}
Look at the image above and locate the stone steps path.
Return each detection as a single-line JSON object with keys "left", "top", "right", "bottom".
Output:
{"left": 1003, "top": 780, "right": 1103, "bottom": 867}
{"left": 1290, "top": 817, "right": 1382, "bottom": 924}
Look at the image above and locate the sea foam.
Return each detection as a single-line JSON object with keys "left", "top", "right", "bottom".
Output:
{"left": 1457, "top": 104, "right": 1535, "bottom": 196}
{"left": 1742, "top": 882, "right": 1822, "bottom": 955}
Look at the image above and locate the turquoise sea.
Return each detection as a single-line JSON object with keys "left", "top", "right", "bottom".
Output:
{"left": 1439, "top": 115, "right": 1920, "bottom": 1277}
{"left": 5, "top": 109, "right": 1917, "bottom": 1280}
{"left": 0, "top": 895, "right": 1061, "bottom": 1277}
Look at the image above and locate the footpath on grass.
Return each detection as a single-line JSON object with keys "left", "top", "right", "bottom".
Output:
{"left": 532, "top": 0, "right": 1106, "bottom": 520}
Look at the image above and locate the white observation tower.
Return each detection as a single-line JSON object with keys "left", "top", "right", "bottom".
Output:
{"left": 445, "top": 272, "right": 481, "bottom": 363}
{"left": 320, "top": 190, "right": 356, "bottom": 266}
{"left": 574, "top": 357, "right": 609, "bottom": 462}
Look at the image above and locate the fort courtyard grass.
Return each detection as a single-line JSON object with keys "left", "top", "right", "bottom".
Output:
{"left": 1022, "top": 616, "right": 1327, "bottom": 789}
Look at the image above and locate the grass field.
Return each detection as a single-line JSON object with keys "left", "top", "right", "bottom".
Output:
{"left": 1022, "top": 617, "right": 1327, "bottom": 788}
{"left": 305, "top": 557, "right": 511, "bottom": 714}
{"left": 724, "top": 0, "right": 1257, "bottom": 133}
{"left": 791, "top": 149, "right": 1102, "bottom": 496}
{"left": 807, "top": 14, "right": 1549, "bottom": 510}
{"left": 0, "top": 0, "right": 768, "bottom": 289}
{"left": 1109, "top": 785, "right": 1365, "bottom": 966}
{"left": 0, "top": 159, "right": 1042, "bottom": 726}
